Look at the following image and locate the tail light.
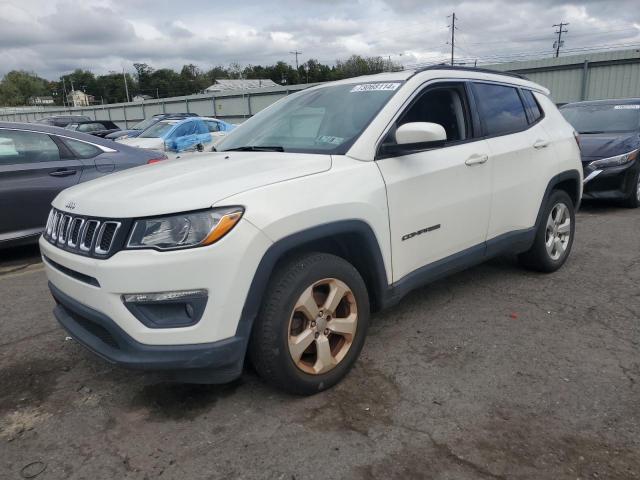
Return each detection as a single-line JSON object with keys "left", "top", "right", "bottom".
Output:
{"left": 147, "top": 153, "right": 168, "bottom": 164}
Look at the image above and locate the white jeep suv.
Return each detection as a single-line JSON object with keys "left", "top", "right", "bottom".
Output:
{"left": 41, "top": 67, "right": 582, "bottom": 395}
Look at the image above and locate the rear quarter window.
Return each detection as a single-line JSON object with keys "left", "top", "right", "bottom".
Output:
{"left": 473, "top": 83, "right": 529, "bottom": 136}
{"left": 62, "top": 138, "right": 102, "bottom": 159}
{"left": 521, "top": 89, "right": 543, "bottom": 124}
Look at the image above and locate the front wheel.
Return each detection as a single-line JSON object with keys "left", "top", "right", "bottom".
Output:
{"left": 518, "top": 190, "right": 575, "bottom": 272}
{"left": 249, "top": 252, "right": 370, "bottom": 395}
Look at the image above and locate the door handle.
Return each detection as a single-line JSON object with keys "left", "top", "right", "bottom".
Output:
{"left": 465, "top": 154, "right": 488, "bottom": 166}
{"left": 533, "top": 139, "right": 550, "bottom": 149}
{"left": 49, "top": 169, "right": 77, "bottom": 177}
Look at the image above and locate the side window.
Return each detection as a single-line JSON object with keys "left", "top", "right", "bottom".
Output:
{"left": 0, "top": 130, "right": 61, "bottom": 165}
{"left": 521, "top": 89, "right": 543, "bottom": 124}
{"left": 172, "top": 123, "right": 194, "bottom": 138}
{"left": 386, "top": 83, "right": 471, "bottom": 145}
{"left": 206, "top": 121, "right": 221, "bottom": 132}
{"left": 61, "top": 138, "right": 102, "bottom": 159}
{"left": 473, "top": 83, "right": 529, "bottom": 136}
{"left": 196, "top": 121, "right": 209, "bottom": 134}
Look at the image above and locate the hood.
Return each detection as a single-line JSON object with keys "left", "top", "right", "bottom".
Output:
{"left": 579, "top": 132, "right": 640, "bottom": 163}
{"left": 52, "top": 152, "right": 332, "bottom": 218}
{"left": 117, "top": 137, "right": 165, "bottom": 150}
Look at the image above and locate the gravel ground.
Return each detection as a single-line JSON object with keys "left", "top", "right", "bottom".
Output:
{"left": 1, "top": 201, "right": 639, "bottom": 480}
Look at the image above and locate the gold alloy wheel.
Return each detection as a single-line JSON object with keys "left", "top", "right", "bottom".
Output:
{"left": 287, "top": 278, "right": 358, "bottom": 375}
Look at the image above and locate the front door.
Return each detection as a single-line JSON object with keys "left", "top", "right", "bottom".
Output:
{"left": 375, "top": 82, "right": 492, "bottom": 282}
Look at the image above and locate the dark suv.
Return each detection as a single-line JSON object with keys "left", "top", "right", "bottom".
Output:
{"left": 34, "top": 115, "right": 92, "bottom": 127}
{"left": 560, "top": 99, "right": 640, "bottom": 208}
{"left": 65, "top": 121, "right": 121, "bottom": 138}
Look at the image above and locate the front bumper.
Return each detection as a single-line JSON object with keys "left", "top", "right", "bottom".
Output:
{"left": 51, "top": 282, "right": 244, "bottom": 381}
{"left": 582, "top": 159, "right": 639, "bottom": 200}
{"left": 41, "top": 218, "right": 273, "bottom": 377}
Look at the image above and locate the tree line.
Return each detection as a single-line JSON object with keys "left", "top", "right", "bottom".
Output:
{"left": 0, "top": 55, "right": 401, "bottom": 107}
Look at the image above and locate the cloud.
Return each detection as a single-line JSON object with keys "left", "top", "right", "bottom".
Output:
{"left": 0, "top": 0, "right": 639, "bottom": 79}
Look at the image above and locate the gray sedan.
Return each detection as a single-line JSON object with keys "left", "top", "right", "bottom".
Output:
{"left": 0, "top": 122, "right": 166, "bottom": 248}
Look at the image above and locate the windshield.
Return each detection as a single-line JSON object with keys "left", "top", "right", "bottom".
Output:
{"left": 217, "top": 82, "right": 403, "bottom": 154}
{"left": 139, "top": 121, "right": 177, "bottom": 138}
{"left": 560, "top": 104, "right": 640, "bottom": 134}
{"left": 132, "top": 117, "right": 158, "bottom": 131}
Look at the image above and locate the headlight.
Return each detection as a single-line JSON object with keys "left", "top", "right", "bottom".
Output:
{"left": 588, "top": 149, "right": 638, "bottom": 169}
{"left": 126, "top": 207, "right": 244, "bottom": 251}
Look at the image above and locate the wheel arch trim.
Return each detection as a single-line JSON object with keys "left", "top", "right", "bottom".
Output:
{"left": 235, "top": 220, "right": 390, "bottom": 341}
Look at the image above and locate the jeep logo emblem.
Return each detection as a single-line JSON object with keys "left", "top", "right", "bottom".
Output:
{"left": 65, "top": 201, "right": 77, "bottom": 210}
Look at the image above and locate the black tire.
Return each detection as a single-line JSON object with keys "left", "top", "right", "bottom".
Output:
{"left": 623, "top": 169, "right": 640, "bottom": 209}
{"left": 518, "top": 189, "right": 575, "bottom": 273}
{"left": 249, "top": 252, "right": 370, "bottom": 395}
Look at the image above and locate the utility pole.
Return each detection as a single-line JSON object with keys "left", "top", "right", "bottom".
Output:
{"left": 553, "top": 22, "right": 569, "bottom": 58}
{"left": 448, "top": 12, "right": 457, "bottom": 66}
{"left": 62, "top": 77, "right": 68, "bottom": 108}
{"left": 70, "top": 79, "right": 76, "bottom": 107}
{"left": 289, "top": 50, "right": 302, "bottom": 71}
{"left": 122, "top": 68, "right": 130, "bottom": 102}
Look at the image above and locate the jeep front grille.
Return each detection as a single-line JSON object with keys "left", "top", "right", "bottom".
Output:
{"left": 42, "top": 208, "right": 124, "bottom": 258}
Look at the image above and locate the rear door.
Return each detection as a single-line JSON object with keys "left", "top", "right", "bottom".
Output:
{"left": 0, "top": 129, "right": 82, "bottom": 240}
{"left": 472, "top": 82, "right": 541, "bottom": 240}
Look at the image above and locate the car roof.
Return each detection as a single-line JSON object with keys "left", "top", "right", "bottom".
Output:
{"left": 0, "top": 121, "right": 129, "bottom": 148}
{"left": 561, "top": 98, "right": 640, "bottom": 108}
{"left": 311, "top": 66, "right": 549, "bottom": 94}
{"left": 69, "top": 120, "right": 114, "bottom": 124}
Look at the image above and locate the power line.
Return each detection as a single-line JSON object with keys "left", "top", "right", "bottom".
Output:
{"left": 553, "top": 21, "right": 569, "bottom": 57}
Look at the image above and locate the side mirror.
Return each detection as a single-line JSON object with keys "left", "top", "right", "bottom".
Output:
{"left": 395, "top": 122, "right": 447, "bottom": 145}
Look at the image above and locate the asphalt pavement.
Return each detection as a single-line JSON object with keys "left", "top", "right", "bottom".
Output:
{"left": 1, "top": 202, "right": 639, "bottom": 479}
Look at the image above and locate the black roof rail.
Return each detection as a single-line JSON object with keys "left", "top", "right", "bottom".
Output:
{"left": 412, "top": 64, "right": 527, "bottom": 80}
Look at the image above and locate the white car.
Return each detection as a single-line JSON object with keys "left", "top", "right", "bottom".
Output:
{"left": 41, "top": 67, "right": 582, "bottom": 395}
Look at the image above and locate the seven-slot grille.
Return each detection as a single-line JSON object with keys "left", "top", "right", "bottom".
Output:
{"left": 44, "top": 209, "right": 122, "bottom": 257}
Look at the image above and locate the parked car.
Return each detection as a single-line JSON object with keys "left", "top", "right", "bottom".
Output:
{"left": 0, "top": 122, "right": 166, "bottom": 248}
{"left": 34, "top": 115, "right": 92, "bottom": 128}
{"left": 560, "top": 98, "right": 640, "bottom": 208}
{"left": 65, "top": 120, "right": 121, "bottom": 138}
{"left": 41, "top": 67, "right": 582, "bottom": 394}
{"left": 116, "top": 116, "right": 234, "bottom": 153}
{"left": 105, "top": 113, "right": 198, "bottom": 140}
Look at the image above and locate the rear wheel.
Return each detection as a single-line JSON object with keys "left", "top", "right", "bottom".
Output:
{"left": 249, "top": 252, "right": 369, "bottom": 395}
{"left": 623, "top": 169, "right": 640, "bottom": 209}
{"left": 518, "top": 190, "right": 575, "bottom": 272}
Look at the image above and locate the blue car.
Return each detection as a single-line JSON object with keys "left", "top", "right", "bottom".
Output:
{"left": 105, "top": 113, "right": 199, "bottom": 140}
{"left": 116, "top": 117, "right": 235, "bottom": 153}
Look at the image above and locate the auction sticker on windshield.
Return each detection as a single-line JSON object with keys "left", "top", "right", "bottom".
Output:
{"left": 350, "top": 83, "right": 401, "bottom": 92}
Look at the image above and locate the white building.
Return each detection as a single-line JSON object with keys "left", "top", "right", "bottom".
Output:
{"left": 205, "top": 79, "right": 279, "bottom": 93}
{"left": 67, "top": 90, "right": 94, "bottom": 107}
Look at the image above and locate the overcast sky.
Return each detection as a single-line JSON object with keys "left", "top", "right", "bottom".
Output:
{"left": 1, "top": 0, "right": 639, "bottom": 79}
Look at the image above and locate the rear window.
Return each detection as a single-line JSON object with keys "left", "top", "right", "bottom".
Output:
{"left": 473, "top": 83, "right": 529, "bottom": 136}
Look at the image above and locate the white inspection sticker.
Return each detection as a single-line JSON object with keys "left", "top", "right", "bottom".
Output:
{"left": 614, "top": 105, "right": 640, "bottom": 109}
{"left": 350, "top": 82, "right": 401, "bottom": 92}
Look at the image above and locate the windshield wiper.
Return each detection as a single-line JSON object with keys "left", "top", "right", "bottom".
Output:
{"left": 224, "top": 145, "right": 285, "bottom": 152}
{"left": 578, "top": 130, "right": 606, "bottom": 134}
